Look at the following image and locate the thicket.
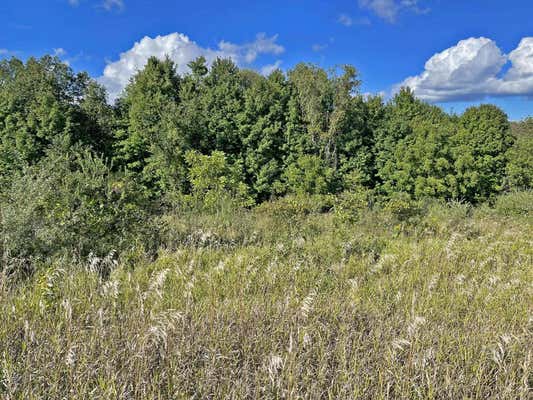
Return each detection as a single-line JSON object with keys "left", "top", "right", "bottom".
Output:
{"left": 0, "top": 55, "right": 532, "bottom": 268}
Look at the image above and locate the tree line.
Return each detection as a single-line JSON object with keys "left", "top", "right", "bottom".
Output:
{"left": 0, "top": 55, "right": 532, "bottom": 263}
{"left": 1, "top": 55, "right": 531, "bottom": 203}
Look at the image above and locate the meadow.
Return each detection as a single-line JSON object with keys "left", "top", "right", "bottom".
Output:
{"left": 1, "top": 193, "right": 531, "bottom": 399}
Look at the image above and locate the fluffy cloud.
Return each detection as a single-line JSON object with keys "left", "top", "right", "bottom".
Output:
{"left": 260, "top": 60, "right": 283, "bottom": 76}
{"left": 67, "top": 0, "right": 124, "bottom": 11}
{"left": 358, "top": 0, "right": 428, "bottom": 22}
{"left": 397, "top": 37, "right": 533, "bottom": 102}
{"left": 99, "top": 32, "right": 284, "bottom": 100}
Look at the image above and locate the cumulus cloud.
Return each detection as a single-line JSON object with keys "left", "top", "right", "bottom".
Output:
{"left": 99, "top": 32, "right": 285, "bottom": 100}
{"left": 260, "top": 60, "right": 283, "bottom": 76}
{"left": 397, "top": 37, "right": 533, "bottom": 102}
{"left": 358, "top": 0, "right": 428, "bottom": 22}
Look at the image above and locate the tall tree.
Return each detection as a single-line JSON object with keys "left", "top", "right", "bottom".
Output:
{"left": 114, "top": 56, "right": 185, "bottom": 193}
{"left": 453, "top": 105, "right": 514, "bottom": 201}
{"left": 0, "top": 56, "right": 103, "bottom": 177}
{"left": 375, "top": 88, "right": 456, "bottom": 198}
{"left": 507, "top": 117, "right": 533, "bottom": 189}
{"left": 240, "top": 69, "right": 289, "bottom": 200}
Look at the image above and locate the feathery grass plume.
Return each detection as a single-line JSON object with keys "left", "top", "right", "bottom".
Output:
{"left": 147, "top": 268, "right": 169, "bottom": 299}
{"left": 491, "top": 334, "right": 515, "bottom": 368}
{"left": 266, "top": 354, "right": 284, "bottom": 386}
{"left": 86, "top": 249, "right": 118, "bottom": 280}
{"left": 300, "top": 288, "right": 317, "bottom": 320}
{"left": 407, "top": 316, "right": 427, "bottom": 337}
{"left": 145, "top": 310, "right": 184, "bottom": 352}
{"left": 0, "top": 193, "right": 532, "bottom": 398}
{"left": 100, "top": 279, "right": 120, "bottom": 299}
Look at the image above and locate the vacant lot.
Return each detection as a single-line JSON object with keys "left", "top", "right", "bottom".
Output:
{"left": 1, "top": 199, "right": 532, "bottom": 399}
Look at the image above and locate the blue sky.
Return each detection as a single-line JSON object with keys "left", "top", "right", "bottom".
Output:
{"left": 1, "top": 0, "right": 532, "bottom": 119}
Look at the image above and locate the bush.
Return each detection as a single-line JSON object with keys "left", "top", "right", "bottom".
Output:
{"left": 506, "top": 124, "right": 533, "bottom": 190}
{"left": 420, "top": 200, "right": 473, "bottom": 235}
{"left": 175, "top": 151, "right": 254, "bottom": 214}
{"left": 493, "top": 190, "right": 533, "bottom": 217}
{"left": 255, "top": 193, "right": 335, "bottom": 222}
{"left": 333, "top": 189, "right": 374, "bottom": 223}
{"left": 381, "top": 192, "right": 423, "bottom": 222}
{"left": 282, "top": 155, "right": 335, "bottom": 195}
{"left": 0, "top": 147, "right": 154, "bottom": 270}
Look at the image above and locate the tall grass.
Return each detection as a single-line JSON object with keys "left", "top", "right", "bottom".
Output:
{"left": 0, "top": 198, "right": 531, "bottom": 399}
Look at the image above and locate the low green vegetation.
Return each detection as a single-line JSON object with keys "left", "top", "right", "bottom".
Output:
{"left": 0, "top": 55, "right": 532, "bottom": 398}
{"left": 1, "top": 197, "right": 532, "bottom": 398}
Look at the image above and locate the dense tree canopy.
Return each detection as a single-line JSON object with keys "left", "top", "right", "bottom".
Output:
{"left": 0, "top": 56, "right": 110, "bottom": 178}
{"left": 0, "top": 55, "right": 530, "bottom": 207}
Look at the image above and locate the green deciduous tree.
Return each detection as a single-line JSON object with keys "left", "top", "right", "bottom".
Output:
{"left": 0, "top": 56, "right": 109, "bottom": 179}
{"left": 184, "top": 150, "right": 254, "bottom": 212}
{"left": 506, "top": 117, "right": 533, "bottom": 189}
{"left": 114, "top": 56, "right": 186, "bottom": 193}
{"left": 375, "top": 88, "right": 456, "bottom": 199}
{"left": 453, "top": 105, "right": 514, "bottom": 202}
{"left": 240, "top": 69, "right": 289, "bottom": 200}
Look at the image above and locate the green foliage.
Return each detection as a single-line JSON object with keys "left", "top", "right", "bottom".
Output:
{"left": 255, "top": 193, "right": 334, "bottom": 221}
{"left": 181, "top": 150, "right": 254, "bottom": 212}
{"left": 506, "top": 117, "right": 533, "bottom": 189}
{"left": 0, "top": 146, "right": 152, "bottom": 266}
{"left": 333, "top": 188, "right": 374, "bottom": 223}
{"left": 240, "top": 70, "right": 289, "bottom": 200}
{"left": 381, "top": 191, "right": 423, "bottom": 222}
{"left": 376, "top": 88, "right": 456, "bottom": 199}
{"left": 114, "top": 56, "right": 185, "bottom": 193}
{"left": 453, "top": 105, "right": 514, "bottom": 202}
{"left": 1, "top": 51, "right": 532, "bottom": 399}
{"left": 283, "top": 154, "right": 335, "bottom": 195}
{"left": 1, "top": 54, "right": 529, "bottom": 276}
{"left": 0, "top": 56, "right": 110, "bottom": 178}
{"left": 493, "top": 190, "right": 533, "bottom": 217}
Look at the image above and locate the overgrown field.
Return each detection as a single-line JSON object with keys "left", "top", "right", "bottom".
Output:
{"left": 1, "top": 197, "right": 532, "bottom": 399}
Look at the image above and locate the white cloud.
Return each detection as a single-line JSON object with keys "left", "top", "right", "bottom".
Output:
{"left": 53, "top": 48, "right": 67, "bottom": 57}
{"left": 338, "top": 14, "right": 372, "bottom": 27}
{"left": 102, "top": 0, "right": 124, "bottom": 11}
{"left": 338, "top": 14, "right": 354, "bottom": 26}
{"left": 67, "top": 0, "right": 124, "bottom": 11}
{"left": 312, "top": 43, "right": 328, "bottom": 52}
{"left": 99, "top": 32, "right": 285, "bottom": 100}
{"left": 261, "top": 60, "right": 283, "bottom": 76}
{"left": 397, "top": 37, "right": 533, "bottom": 102}
{"left": 0, "top": 48, "right": 18, "bottom": 57}
{"left": 358, "top": 0, "right": 428, "bottom": 22}
{"left": 506, "top": 38, "right": 533, "bottom": 80}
